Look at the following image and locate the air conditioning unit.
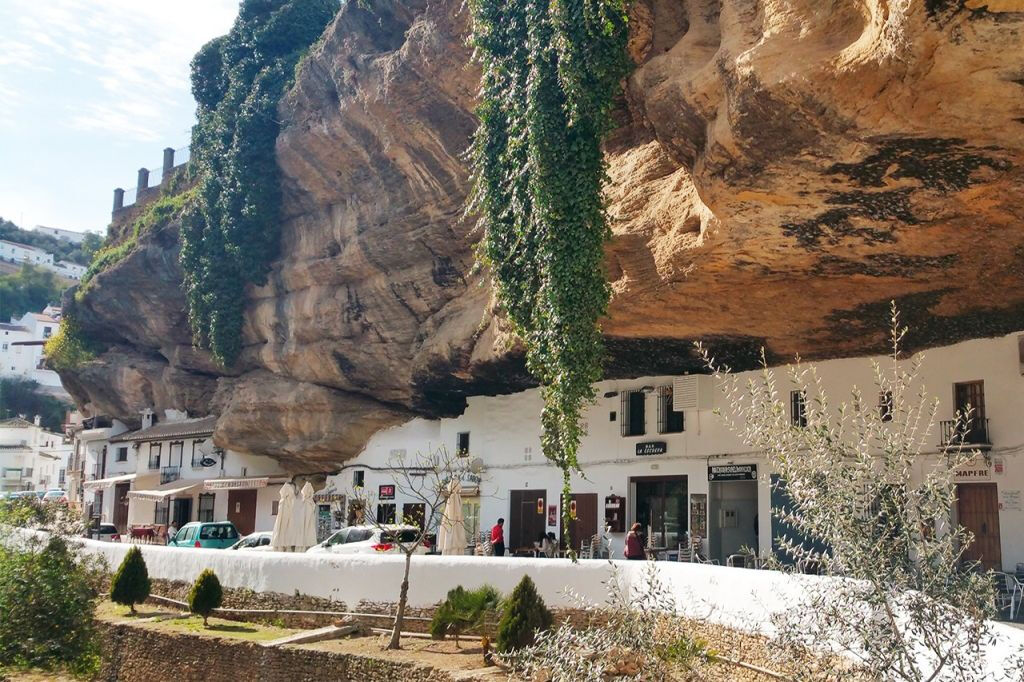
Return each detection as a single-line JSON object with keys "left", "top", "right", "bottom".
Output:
{"left": 672, "top": 375, "right": 714, "bottom": 411}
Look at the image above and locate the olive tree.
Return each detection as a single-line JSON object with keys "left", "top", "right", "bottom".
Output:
{"left": 700, "top": 305, "right": 1006, "bottom": 681}
{"left": 350, "top": 446, "right": 478, "bottom": 650}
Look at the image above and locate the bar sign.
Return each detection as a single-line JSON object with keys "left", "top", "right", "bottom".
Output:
{"left": 708, "top": 464, "right": 757, "bottom": 481}
{"left": 636, "top": 441, "right": 667, "bottom": 456}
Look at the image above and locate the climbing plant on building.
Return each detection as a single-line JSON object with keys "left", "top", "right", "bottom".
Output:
{"left": 181, "top": 0, "right": 339, "bottom": 366}
{"left": 468, "top": 0, "right": 631, "bottom": 553}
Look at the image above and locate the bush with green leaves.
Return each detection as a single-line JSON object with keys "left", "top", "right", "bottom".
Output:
{"left": 188, "top": 568, "right": 223, "bottom": 626}
{"left": 496, "top": 574, "right": 552, "bottom": 652}
{"left": 110, "top": 546, "right": 151, "bottom": 614}
{"left": 429, "top": 584, "right": 502, "bottom": 644}
{"left": 0, "top": 536, "right": 103, "bottom": 676}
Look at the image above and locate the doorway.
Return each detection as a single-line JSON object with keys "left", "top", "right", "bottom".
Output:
{"left": 113, "top": 482, "right": 130, "bottom": 532}
{"left": 227, "top": 489, "right": 257, "bottom": 536}
{"left": 709, "top": 480, "right": 758, "bottom": 564}
{"left": 957, "top": 483, "right": 1001, "bottom": 570}
{"left": 632, "top": 476, "right": 687, "bottom": 550}
{"left": 171, "top": 497, "right": 192, "bottom": 530}
{"left": 509, "top": 489, "right": 546, "bottom": 553}
{"left": 559, "top": 493, "right": 598, "bottom": 552}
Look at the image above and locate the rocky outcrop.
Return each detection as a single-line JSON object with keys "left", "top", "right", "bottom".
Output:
{"left": 62, "top": 0, "right": 1024, "bottom": 472}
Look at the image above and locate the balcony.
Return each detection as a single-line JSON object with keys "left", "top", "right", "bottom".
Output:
{"left": 939, "top": 418, "right": 991, "bottom": 450}
{"left": 160, "top": 466, "right": 181, "bottom": 485}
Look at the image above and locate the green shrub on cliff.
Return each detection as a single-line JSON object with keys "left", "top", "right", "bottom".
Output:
{"left": 110, "top": 546, "right": 151, "bottom": 615}
{"left": 182, "top": 0, "right": 339, "bottom": 367}
{"left": 43, "top": 314, "right": 101, "bottom": 372}
{"left": 496, "top": 575, "right": 552, "bottom": 652}
{"left": 188, "top": 569, "right": 223, "bottom": 626}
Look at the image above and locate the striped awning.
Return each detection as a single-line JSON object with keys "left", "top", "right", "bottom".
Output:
{"left": 126, "top": 480, "right": 203, "bottom": 501}
{"left": 83, "top": 473, "right": 136, "bottom": 491}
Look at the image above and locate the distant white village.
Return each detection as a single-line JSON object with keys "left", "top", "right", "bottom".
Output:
{"left": 0, "top": 224, "right": 91, "bottom": 281}
{"left": 0, "top": 304, "right": 66, "bottom": 394}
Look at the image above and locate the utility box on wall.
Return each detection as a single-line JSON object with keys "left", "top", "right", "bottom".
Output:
{"left": 672, "top": 375, "right": 714, "bottom": 411}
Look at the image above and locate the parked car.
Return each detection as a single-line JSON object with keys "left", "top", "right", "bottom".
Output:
{"left": 93, "top": 523, "right": 121, "bottom": 542}
{"left": 306, "top": 524, "right": 431, "bottom": 555}
{"left": 167, "top": 521, "right": 240, "bottom": 549}
{"left": 42, "top": 489, "right": 67, "bottom": 503}
{"left": 230, "top": 531, "right": 273, "bottom": 551}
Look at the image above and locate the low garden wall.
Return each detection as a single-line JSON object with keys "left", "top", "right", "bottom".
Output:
{"left": 95, "top": 620, "right": 487, "bottom": 682}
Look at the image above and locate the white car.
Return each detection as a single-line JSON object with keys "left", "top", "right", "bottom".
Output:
{"left": 306, "top": 524, "right": 431, "bottom": 555}
{"left": 229, "top": 531, "right": 273, "bottom": 551}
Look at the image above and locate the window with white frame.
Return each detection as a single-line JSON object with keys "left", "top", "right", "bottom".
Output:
{"left": 147, "top": 443, "right": 161, "bottom": 469}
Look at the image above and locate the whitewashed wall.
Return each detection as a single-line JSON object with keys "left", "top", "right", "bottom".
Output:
{"left": 58, "top": 534, "right": 1024, "bottom": 680}
{"left": 333, "top": 332, "right": 1024, "bottom": 570}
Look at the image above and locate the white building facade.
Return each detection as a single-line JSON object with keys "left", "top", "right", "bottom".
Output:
{"left": 0, "top": 240, "right": 53, "bottom": 267}
{"left": 0, "top": 416, "right": 72, "bottom": 493}
{"left": 31, "top": 226, "right": 87, "bottom": 244}
{"left": 81, "top": 410, "right": 288, "bottom": 535}
{"left": 325, "top": 331, "right": 1024, "bottom": 572}
{"left": 1, "top": 307, "right": 65, "bottom": 391}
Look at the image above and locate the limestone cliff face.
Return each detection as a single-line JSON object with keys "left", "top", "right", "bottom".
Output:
{"left": 61, "top": 0, "right": 1024, "bottom": 472}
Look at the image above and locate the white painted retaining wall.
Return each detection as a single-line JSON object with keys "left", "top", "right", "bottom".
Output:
{"left": 61, "top": 535, "right": 1024, "bottom": 680}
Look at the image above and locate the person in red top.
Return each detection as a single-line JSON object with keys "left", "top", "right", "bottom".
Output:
{"left": 490, "top": 518, "right": 505, "bottom": 557}
{"left": 625, "top": 522, "right": 645, "bottom": 560}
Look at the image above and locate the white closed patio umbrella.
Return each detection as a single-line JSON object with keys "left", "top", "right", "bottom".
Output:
{"left": 271, "top": 482, "right": 297, "bottom": 551}
{"left": 438, "top": 480, "right": 466, "bottom": 556}
{"left": 298, "top": 481, "right": 318, "bottom": 551}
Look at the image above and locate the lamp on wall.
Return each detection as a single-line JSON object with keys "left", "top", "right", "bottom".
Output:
{"left": 641, "top": 386, "right": 655, "bottom": 393}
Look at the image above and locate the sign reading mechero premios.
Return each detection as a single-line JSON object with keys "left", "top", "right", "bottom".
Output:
{"left": 636, "top": 441, "right": 667, "bottom": 456}
{"left": 708, "top": 464, "right": 757, "bottom": 481}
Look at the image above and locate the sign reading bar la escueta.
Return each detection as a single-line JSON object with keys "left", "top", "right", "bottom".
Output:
{"left": 708, "top": 464, "right": 757, "bottom": 481}
{"left": 636, "top": 441, "right": 667, "bottom": 456}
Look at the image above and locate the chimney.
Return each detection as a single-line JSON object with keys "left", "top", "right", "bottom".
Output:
{"left": 140, "top": 409, "right": 155, "bottom": 430}
{"left": 34, "top": 415, "right": 41, "bottom": 426}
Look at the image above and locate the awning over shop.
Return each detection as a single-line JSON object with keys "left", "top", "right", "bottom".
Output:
{"left": 82, "top": 473, "right": 136, "bottom": 491}
{"left": 203, "top": 476, "right": 288, "bottom": 491}
{"left": 126, "top": 480, "right": 204, "bottom": 501}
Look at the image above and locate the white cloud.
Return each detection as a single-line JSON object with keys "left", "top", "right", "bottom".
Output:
{"left": 0, "top": 0, "right": 238, "bottom": 141}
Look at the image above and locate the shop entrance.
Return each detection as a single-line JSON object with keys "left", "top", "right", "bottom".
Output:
{"left": 509, "top": 489, "right": 546, "bottom": 554}
{"left": 113, "top": 482, "right": 130, "bottom": 532}
{"left": 171, "top": 497, "right": 192, "bottom": 530}
{"left": 559, "top": 493, "right": 598, "bottom": 552}
{"left": 957, "top": 483, "right": 1001, "bottom": 570}
{"left": 227, "top": 489, "right": 256, "bottom": 536}
{"left": 631, "top": 476, "right": 687, "bottom": 552}
{"left": 709, "top": 479, "right": 758, "bottom": 564}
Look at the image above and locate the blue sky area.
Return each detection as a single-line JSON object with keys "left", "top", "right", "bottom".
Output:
{"left": 0, "top": 0, "right": 239, "bottom": 234}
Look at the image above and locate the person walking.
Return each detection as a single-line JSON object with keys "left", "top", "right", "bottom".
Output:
{"left": 490, "top": 518, "right": 506, "bottom": 557}
{"left": 625, "top": 522, "right": 645, "bottom": 560}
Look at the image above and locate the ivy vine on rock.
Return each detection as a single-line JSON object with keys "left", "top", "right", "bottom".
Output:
{"left": 469, "top": 0, "right": 630, "bottom": 552}
{"left": 182, "top": 0, "right": 338, "bottom": 367}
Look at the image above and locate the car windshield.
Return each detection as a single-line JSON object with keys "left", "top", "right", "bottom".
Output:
{"left": 199, "top": 525, "right": 238, "bottom": 540}
{"left": 346, "top": 528, "right": 373, "bottom": 543}
{"left": 381, "top": 529, "right": 421, "bottom": 544}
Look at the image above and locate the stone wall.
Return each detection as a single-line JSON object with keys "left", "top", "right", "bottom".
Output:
{"left": 95, "top": 620, "right": 491, "bottom": 682}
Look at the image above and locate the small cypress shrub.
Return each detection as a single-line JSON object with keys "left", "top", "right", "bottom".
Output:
{"left": 188, "top": 569, "right": 223, "bottom": 626}
{"left": 109, "top": 546, "right": 150, "bottom": 614}
{"left": 429, "top": 584, "right": 502, "bottom": 644}
{"left": 496, "top": 575, "right": 552, "bottom": 652}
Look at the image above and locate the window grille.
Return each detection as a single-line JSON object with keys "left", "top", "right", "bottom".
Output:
{"left": 191, "top": 439, "right": 206, "bottom": 467}
{"left": 456, "top": 432, "right": 470, "bottom": 457}
{"left": 657, "top": 386, "right": 684, "bottom": 434}
{"left": 620, "top": 390, "right": 646, "bottom": 437}
{"left": 790, "top": 390, "right": 807, "bottom": 427}
{"left": 116, "top": 447, "right": 128, "bottom": 462}
{"left": 878, "top": 391, "right": 893, "bottom": 422}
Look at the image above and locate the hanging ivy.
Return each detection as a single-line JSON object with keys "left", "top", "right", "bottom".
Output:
{"left": 469, "top": 0, "right": 630, "bottom": 551}
{"left": 182, "top": 0, "right": 339, "bottom": 366}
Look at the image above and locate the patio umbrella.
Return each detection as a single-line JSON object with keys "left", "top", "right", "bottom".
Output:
{"left": 438, "top": 479, "right": 466, "bottom": 556}
{"left": 298, "top": 481, "right": 318, "bottom": 551}
{"left": 271, "top": 482, "right": 297, "bottom": 551}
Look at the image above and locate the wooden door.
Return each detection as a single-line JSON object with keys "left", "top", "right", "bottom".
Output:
{"left": 227, "top": 489, "right": 257, "bottom": 536}
{"left": 559, "top": 493, "right": 598, "bottom": 551}
{"left": 113, "top": 482, "right": 130, "bottom": 532}
{"left": 509, "top": 489, "right": 546, "bottom": 553}
{"left": 957, "top": 483, "right": 1001, "bottom": 570}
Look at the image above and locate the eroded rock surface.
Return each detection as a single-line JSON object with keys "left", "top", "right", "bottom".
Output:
{"left": 61, "top": 0, "right": 1024, "bottom": 472}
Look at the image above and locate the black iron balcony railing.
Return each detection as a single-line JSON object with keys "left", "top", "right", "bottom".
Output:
{"left": 160, "top": 466, "right": 181, "bottom": 485}
{"left": 940, "top": 418, "right": 990, "bottom": 448}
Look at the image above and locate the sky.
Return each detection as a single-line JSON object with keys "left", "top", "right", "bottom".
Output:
{"left": 0, "top": 0, "right": 239, "bottom": 234}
